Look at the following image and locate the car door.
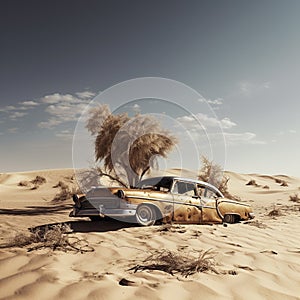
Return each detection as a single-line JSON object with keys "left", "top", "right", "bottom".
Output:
{"left": 198, "top": 184, "right": 223, "bottom": 223}
{"left": 171, "top": 180, "right": 202, "bottom": 223}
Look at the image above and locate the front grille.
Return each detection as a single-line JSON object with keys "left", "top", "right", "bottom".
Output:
{"left": 86, "top": 197, "right": 120, "bottom": 209}
{"left": 84, "top": 188, "right": 120, "bottom": 209}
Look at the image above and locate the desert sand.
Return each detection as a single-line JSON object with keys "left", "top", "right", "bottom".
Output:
{"left": 0, "top": 169, "right": 300, "bottom": 300}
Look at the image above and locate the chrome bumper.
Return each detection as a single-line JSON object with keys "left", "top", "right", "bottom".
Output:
{"left": 249, "top": 212, "right": 255, "bottom": 219}
{"left": 70, "top": 207, "right": 137, "bottom": 218}
{"left": 99, "top": 207, "right": 136, "bottom": 217}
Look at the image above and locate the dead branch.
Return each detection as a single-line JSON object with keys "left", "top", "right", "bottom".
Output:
{"left": 128, "top": 249, "right": 218, "bottom": 277}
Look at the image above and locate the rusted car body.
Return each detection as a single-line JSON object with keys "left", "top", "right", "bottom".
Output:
{"left": 70, "top": 176, "right": 254, "bottom": 226}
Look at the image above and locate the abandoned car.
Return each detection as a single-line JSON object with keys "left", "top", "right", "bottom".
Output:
{"left": 70, "top": 176, "right": 254, "bottom": 226}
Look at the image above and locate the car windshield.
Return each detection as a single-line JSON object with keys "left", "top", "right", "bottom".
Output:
{"left": 136, "top": 177, "right": 173, "bottom": 192}
{"left": 172, "top": 181, "right": 196, "bottom": 196}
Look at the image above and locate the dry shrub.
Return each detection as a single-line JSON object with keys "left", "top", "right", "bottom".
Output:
{"left": 246, "top": 179, "right": 259, "bottom": 187}
{"left": 289, "top": 194, "right": 300, "bottom": 203}
{"left": 53, "top": 181, "right": 69, "bottom": 189}
{"left": 268, "top": 208, "right": 283, "bottom": 217}
{"left": 6, "top": 232, "right": 38, "bottom": 247}
{"left": 272, "top": 204, "right": 300, "bottom": 213}
{"left": 198, "top": 156, "right": 239, "bottom": 200}
{"left": 64, "top": 175, "right": 75, "bottom": 182}
{"left": 18, "top": 180, "right": 30, "bottom": 187}
{"left": 263, "top": 185, "right": 270, "bottom": 189}
{"left": 31, "top": 175, "right": 46, "bottom": 185}
{"left": 53, "top": 186, "right": 71, "bottom": 202}
{"left": 244, "top": 220, "right": 267, "bottom": 229}
{"left": 52, "top": 182, "right": 81, "bottom": 202}
{"left": 0, "top": 224, "right": 94, "bottom": 253}
{"left": 275, "top": 178, "right": 288, "bottom": 187}
{"left": 19, "top": 175, "right": 47, "bottom": 189}
{"left": 129, "top": 249, "right": 218, "bottom": 277}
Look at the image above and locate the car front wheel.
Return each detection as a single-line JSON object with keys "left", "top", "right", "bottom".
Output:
{"left": 223, "top": 214, "right": 240, "bottom": 224}
{"left": 136, "top": 204, "right": 156, "bottom": 226}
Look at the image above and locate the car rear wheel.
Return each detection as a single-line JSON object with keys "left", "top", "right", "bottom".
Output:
{"left": 136, "top": 204, "right": 156, "bottom": 226}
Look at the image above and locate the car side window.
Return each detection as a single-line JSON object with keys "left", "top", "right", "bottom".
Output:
{"left": 173, "top": 181, "right": 196, "bottom": 196}
{"left": 204, "top": 187, "right": 218, "bottom": 199}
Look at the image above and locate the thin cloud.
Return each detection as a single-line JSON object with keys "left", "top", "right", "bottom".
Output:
{"left": 177, "top": 113, "right": 236, "bottom": 131}
{"left": 224, "top": 132, "right": 266, "bottom": 145}
{"left": 38, "top": 91, "right": 95, "bottom": 128}
{"left": 8, "top": 127, "right": 19, "bottom": 133}
{"left": 238, "top": 80, "right": 271, "bottom": 97}
{"left": 197, "top": 97, "right": 223, "bottom": 106}
{"left": 40, "top": 92, "right": 94, "bottom": 104}
{"left": 177, "top": 113, "right": 264, "bottom": 146}
{"left": 20, "top": 100, "right": 39, "bottom": 106}
{"left": 38, "top": 102, "right": 89, "bottom": 128}
{"left": 55, "top": 130, "right": 74, "bottom": 140}
{"left": 41, "top": 93, "right": 81, "bottom": 104}
{"left": 38, "top": 118, "right": 62, "bottom": 128}
{"left": 239, "top": 81, "right": 252, "bottom": 95}
{"left": 207, "top": 98, "right": 223, "bottom": 105}
{"left": 76, "top": 91, "right": 96, "bottom": 99}
{"left": 1, "top": 91, "right": 95, "bottom": 129}
{"left": 9, "top": 111, "right": 28, "bottom": 120}
{"left": 132, "top": 103, "right": 141, "bottom": 113}
{"left": 278, "top": 129, "right": 297, "bottom": 135}
{"left": 0, "top": 105, "right": 17, "bottom": 112}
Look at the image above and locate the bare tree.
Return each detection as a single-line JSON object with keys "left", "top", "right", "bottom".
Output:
{"left": 198, "top": 156, "right": 238, "bottom": 200}
{"left": 198, "top": 156, "right": 224, "bottom": 187}
{"left": 86, "top": 105, "right": 178, "bottom": 187}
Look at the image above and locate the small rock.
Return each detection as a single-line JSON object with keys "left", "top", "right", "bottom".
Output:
{"left": 119, "top": 278, "right": 136, "bottom": 286}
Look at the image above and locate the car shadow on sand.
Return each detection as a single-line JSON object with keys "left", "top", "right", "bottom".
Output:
{"left": 0, "top": 204, "right": 73, "bottom": 215}
{"left": 29, "top": 217, "right": 139, "bottom": 233}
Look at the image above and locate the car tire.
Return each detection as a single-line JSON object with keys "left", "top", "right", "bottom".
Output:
{"left": 223, "top": 214, "right": 239, "bottom": 224}
{"left": 136, "top": 204, "right": 156, "bottom": 226}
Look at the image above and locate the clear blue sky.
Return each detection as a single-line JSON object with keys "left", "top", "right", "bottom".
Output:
{"left": 0, "top": 0, "right": 299, "bottom": 176}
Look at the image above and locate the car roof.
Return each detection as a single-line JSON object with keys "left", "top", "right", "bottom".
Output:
{"left": 140, "top": 176, "right": 223, "bottom": 196}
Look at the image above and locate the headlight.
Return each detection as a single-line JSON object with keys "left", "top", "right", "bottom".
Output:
{"left": 117, "top": 189, "right": 126, "bottom": 199}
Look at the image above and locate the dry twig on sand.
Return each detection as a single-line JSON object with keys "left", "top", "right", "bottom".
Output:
{"left": 156, "top": 224, "right": 187, "bottom": 234}
{"left": 0, "top": 224, "right": 94, "bottom": 253}
{"left": 129, "top": 249, "right": 218, "bottom": 277}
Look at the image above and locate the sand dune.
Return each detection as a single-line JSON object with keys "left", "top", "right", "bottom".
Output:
{"left": 0, "top": 169, "right": 300, "bottom": 299}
